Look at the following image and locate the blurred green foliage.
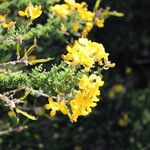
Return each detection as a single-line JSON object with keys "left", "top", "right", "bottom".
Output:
{"left": 0, "top": 0, "right": 150, "bottom": 150}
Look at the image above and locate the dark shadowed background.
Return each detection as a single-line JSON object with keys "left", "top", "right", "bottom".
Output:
{"left": 0, "top": 0, "right": 150, "bottom": 149}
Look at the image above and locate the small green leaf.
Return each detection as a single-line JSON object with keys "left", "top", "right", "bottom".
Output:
{"left": 16, "top": 108, "right": 38, "bottom": 120}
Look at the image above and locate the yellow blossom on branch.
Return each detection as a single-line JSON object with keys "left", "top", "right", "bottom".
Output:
{"left": 49, "top": 0, "right": 108, "bottom": 37}
{"left": 77, "top": 7, "right": 95, "bottom": 22}
{"left": 0, "top": 15, "right": 5, "bottom": 23}
{"left": 62, "top": 38, "right": 114, "bottom": 71}
{"left": 45, "top": 74, "right": 104, "bottom": 122}
{"left": 2, "top": 21, "right": 15, "bottom": 29}
{"left": 50, "top": 0, "right": 95, "bottom": 22}
{"left": 0, "top": 15, "right": 15, "bottom": 29}
{"left": 69, "top": 74, "right": 104, "bottom": 122}
{"left": 45, "top": 98, "right": 68, "bottom": 117}
{"left": 81, "top": 22, "right": 93, "bottom": 37}
{"left": 95, "top": 18, "right": 104, "bottom": 28}
{"left": 18, "top": 3, "right": 42, "bottom": 20}
{"left": 50, "top": 4, "right": 71, "bottom": 18}
{"left": 72, "top": 22, "right": 80, "bottom": 32}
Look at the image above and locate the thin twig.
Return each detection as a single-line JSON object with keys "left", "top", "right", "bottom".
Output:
{"left": 25, "top": 87, "right": 49, "bottom": 98}
{"left": 0, "top": 125, "right": 28, "bottom": 136}
{"left": 0, "top": 59, "right": 28, "bottom": 67}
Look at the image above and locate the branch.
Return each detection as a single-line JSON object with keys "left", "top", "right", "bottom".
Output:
{"left": 25, "top": 87, "right": 49, "bottom": 98}
{"left": 0, "top": 93, "right": 16, "bottom": 108}
{"left": 25, "top": 87, "right": 63, "bottom": 100}
{"left": 0, "top": 125, "right": 28, "bottom": 136}
{"left": 0, "top": 59, "right": 29, "bottom": 67}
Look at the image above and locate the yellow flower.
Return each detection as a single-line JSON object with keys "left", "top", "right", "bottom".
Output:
{"left": 0, "top": 15, "right": 5, "bottom": 23}
{"left": 81, "top": 22, "right": 93, "bottom": 37}
{"left": 103, "top": 58, "right": 115, "bottom": 69}
{"left": 18, "top": 11, "right": 26, "bottom": 17}
{"left": 45, "top": 98, "right": 68, "bottom": 117}
{"left": 81, "top": 30, "right": 88, "bottom": 38}
{"left": 118, "top": 113, "right": 129, "bottom": 127}
{"left": 29, "top": 5, "right": 42, "bottom": 20}
{"left": 72, "top": 22, "right": 80, "bottom": 32}
{"left": 62, "top": 38, "right": 111, "bottom": 71}
{"left": 2, "top": 21, "right": 15, "bottom": 29}
{"left": 45, "top": 98, "right": 59, "bottom": 116}
{"left": 95, "top": 18, "right": 104, "bottom": 28}
{"left": 50, "top": 1, "right": 95, "bottom": 23}
{"left": 50, "top": 109, "right": 57, "bottom": 116}
{"left": 18, "top": 3, "right": 42, "bottom": 20}
{"left": 50, "top": 4, "right": 71, "bottom": 18}
{"left": 59, "top": 101, "right": 68, "bottom": 115}
{"left": 44, "top": 73, "right": 104, "bottom": 122}
{"left": 69, "top": 74, "right": 104, "bottom": 122}
{"left": 77, "top": 8, "right": 95, "bottom": 22}
{"left": 65, "top": 0, "right": 87, "bottom": 11}
{"left": 85, "top": 22, "right": 93, "bottom": 32}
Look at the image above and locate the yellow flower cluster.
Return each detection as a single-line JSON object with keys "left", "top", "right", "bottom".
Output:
{"left": 69, "top": 74, "right": 104, "bottom": 122}
{"left": 45, "top": 74, "right": 104, "bottom": 122}
{"left": 62, "top": 38, "right": 115, "bottom": 71}
{"left": 50, "top": 4, "right": 71, "bottom": 18}
{"left": 18, "top": 3, "right": 42, "bottom": 20}
{"left": 2, "top": 21, "right": 15, "bottom": 28}
{"left": 72, "top": 22, "right": 80, "bottom": 32}
{"left": 81, "top": 22, "right": 93, "bottom": 37}
{"left": 45, "top": 98, "right": 68, "bottom": 117}
{"left": 50, "top": 0, "right": 94, "bottom": 20}
{"left": 0, "top": 15, "right": 15, "bottom": 29}
{"left": 45, "top": 37, "right": 115, "bottom": 122}
{"left": 50, "top": 0, "right": 105, "bottom": 36}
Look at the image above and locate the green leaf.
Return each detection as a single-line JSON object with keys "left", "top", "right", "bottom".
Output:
{"left": 16, "top": 108, "right": 38, "bottom": 120}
